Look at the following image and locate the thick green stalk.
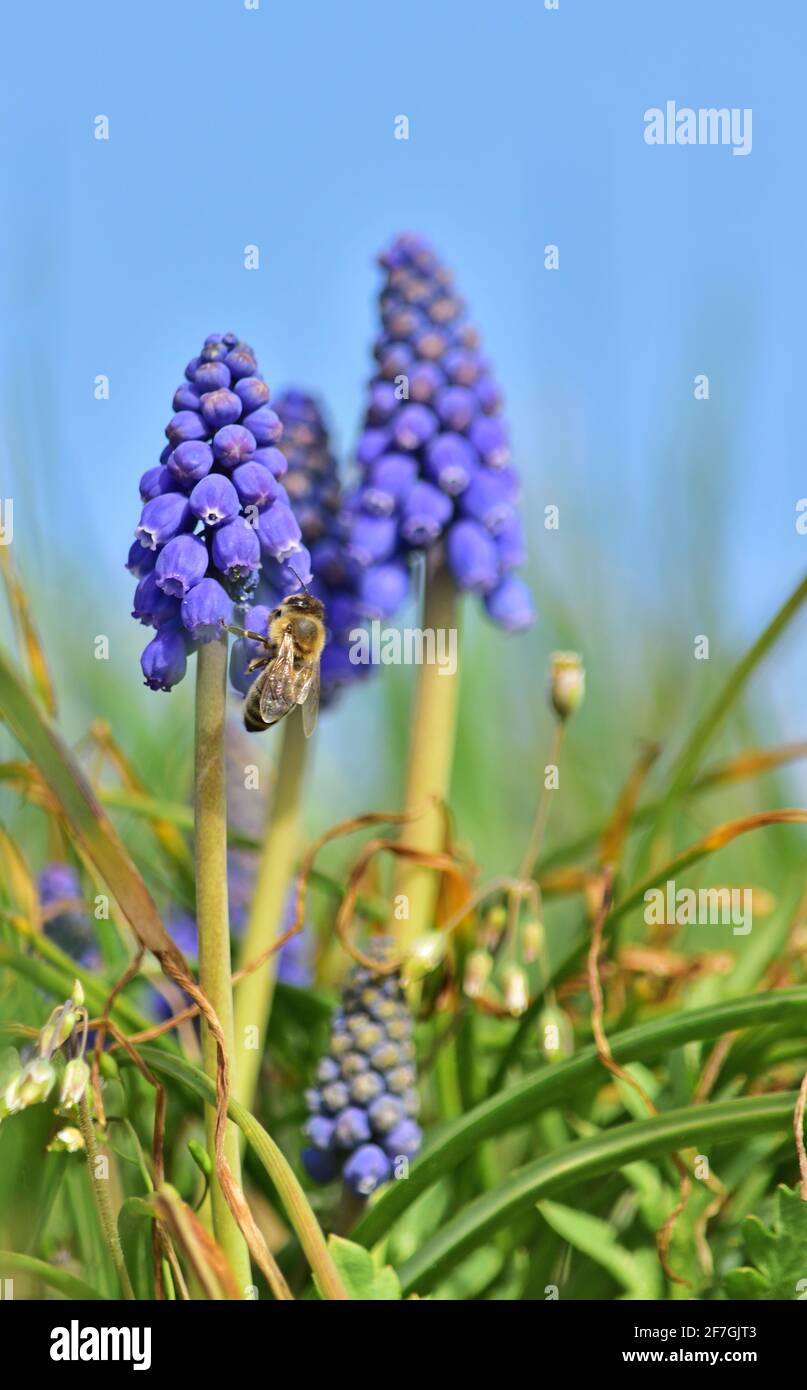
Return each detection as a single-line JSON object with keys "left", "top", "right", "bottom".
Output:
{"left": 233, "top": 709, "right": 308, "bottom": 1112}
{"left": 194, "top": 639, "right": 251, "bottom": 1291}
{"left": 394, "top": 562, "right": 461, "bottom": 948}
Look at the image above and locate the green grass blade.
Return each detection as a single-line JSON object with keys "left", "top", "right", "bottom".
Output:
{"left": 0, "top": 1250, "right": 105, "bottom": 1300}
{"left": 352, "top": 987, "right": 807, "bottom": 1248}
{"left": 396, "top": 1093, "right": 796, "bottom": 1295}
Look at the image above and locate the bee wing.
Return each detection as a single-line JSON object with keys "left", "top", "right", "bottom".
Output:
{"left": 257, "top": 629, "right": 297, "bottom": 726}
{"left": 299, "top": 659, "right": 320, "bottom": 739}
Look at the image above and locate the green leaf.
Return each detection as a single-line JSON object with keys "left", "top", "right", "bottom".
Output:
{"left": 322, "top": 1236, "right": 401, "bottom": 1301}
{"left": 393, "top": 1092, "right": 797, "bottom": 1296}
{"left": 724, "top": 1186, "right": 807, "bottom": 1301}
{"left": 0, "top": 1250, "right": 104, "bottom": 1300}
{"left": 352, "top": 987, "right": 807, "bottom": 1249}
{"left": 538, "top": 1199, "right": 662, "bottom": 1298}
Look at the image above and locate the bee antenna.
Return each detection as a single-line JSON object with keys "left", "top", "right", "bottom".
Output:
{"left": 287, "top": 565, "right": 311, "bottom": 595}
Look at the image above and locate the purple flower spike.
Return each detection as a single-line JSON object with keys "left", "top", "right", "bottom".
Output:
{"left": 256, "top": 500, "right": 303, "bottom": 560}
{"left": 132, "top": 571, "right": 182, "bottom": 628}
{"left": 358, "top": 562, "right": 410, "bottom": 618}
{"left": 346, "top": 513, "right": 397, "bottom": 567}
{"left": 165, "top": 410, "right": 207, "bottom": 447}
{"left": 234, "top": 377, "right": 270, "bottom": 414}
{"left": 200, "top": 388, "right": 242, "bottom": 430}
{"left": 168, "top": 440, "right": 214, "bottom": 487}
{"left": 484, "top": 575, "right": 536, "bottom": 631}
{"left": 424, "top": 433, "right": 476, "bottom": 495}
{"left": 212, "top": 424, "right": 256, "bottom": 467}
{"left": 232, "top": 461, "right": 281, "bottom": 509}
{"left": 211, "top": 516, "right": 261, "bottom": 582}
{"left": 180, "top": 577, "right": 233, "bottom": 641}
{"left": 155, "top": 534, "right": 209, "bottom": 597}
{"left": 39, "top": 862, "right": 82, "bottom": 905}
{"left": 446, "top": 519, "right": 499, "bottom": 593}
{"left": 140, "top": 626, "right": 188, "bottom": 691}
{"left": 252, "top": 445, "right": 288, "bottom": 479}
{"left": 135, "top": 492, "right": 192, "bottom": 551}
{"left": 139, "top": 465, "right": 172, "bottom": 501}
{"left": 392, "top": 403, "right": 438, "bottom": 451}
{"left": 193, "top": 360, "right": 231, "bottom": 392}
{"left": 400, "top": 480, "right": 452, "bottom": 545}
{"left": 243, "top": 405, "right": 283, "bottom": 446}
{"left": 189, "top": 473, "right": 240, "bottom": 527}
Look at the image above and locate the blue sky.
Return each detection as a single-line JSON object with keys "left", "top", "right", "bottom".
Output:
{"left": 2, "top": 0, "right": 807, "bottom": 753}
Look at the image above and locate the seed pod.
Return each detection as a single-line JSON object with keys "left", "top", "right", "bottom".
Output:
{"left": 549, "top": 652, "right": 585, "bottom": 721}
{"left": 463, "top": 948, "right": 493, "bottom": 998}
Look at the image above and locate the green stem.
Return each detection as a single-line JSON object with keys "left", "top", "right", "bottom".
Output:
{"left": 194, "top": 638, "right": 251, "bottom": 1290}
{"left": 77, "top": 1095, "right": 135, "bottom": 1300}
{"left": 394, "top": 561, "right": 461, "bottom": 949}
{"left": 0, "top": 1250, "right": 105, "bottom": 1301}
{"left": 233, "top": 709, "right": 308, "bottom": 1113}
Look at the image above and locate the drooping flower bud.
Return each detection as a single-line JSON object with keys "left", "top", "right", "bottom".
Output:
{"left": 463, "top": 947, "right": 494, "bottom": 998}
{"left": 60, "top": 1058, "right": 91, "bottom": 1109}
{"left": 501, "top": 964, "right": 529, "bottom": 1017}
{"left": 521, "top": 920, "right": 545, "bottom": 964}
{"left": 47, "top": 1126, "right": 85, "bottom": 1153}
{"left": 549, "top": 651, "right": 585, "bottom": 721}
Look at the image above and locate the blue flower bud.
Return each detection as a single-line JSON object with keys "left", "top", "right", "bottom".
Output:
{"left": 166, "top": 410, "right": 207, "bottom": 446}
{"left": 135, "top": 493, "right": 192, "bottom": 550}
{"left": 243, "top": 405, "right": 283, "bottom": 446}
{"left": 484, "top": 575, "right": 535, "bottom": 631}
{"left": 252, "top": 445, "right": 288, "bottom": 479}
{"left": 193, "top": 360, "right": 231, "bottom": 391}
{"left": 180, "top": 577, "right": 232, "bottom": 641}
{"left": 435, "top": 385, "right": 478, "bottom": 432}
{"left": 358, "top": 562, "right": 410, "bottom": 618}
{"left": 382, "top": 1119, "right": 422, "bottom": 1160}
{"left": 409, "top": 361, "right": 445, "bottom": 402}
{"left": 200, "top": 388, "right": 242, "bottom": 430}
{"left": 304, "top": 1116, "right": 336, "bottom": 1152}
{"left": 212, "top": 424, "right": 256, "bottom": 467}
{"left": 367, "top": 1094, "right": 406, "bottom": 1135}
{"left": 366, "top": 382, "right": 398, "bottom": 424}
{"left": 392, "top": 403, "right": 438, "bottom": 451}
{"left": 132, "top": 571, "right": 182, "bottom": 627}
{"left": 264, "top": 546, "right": 313, "bottom": 592}
{"left": 232, "top": 461, "right": 281, "bottom": 509}
{"left": 189, "top": 473, "right": 240, "bottom": 527}
{"left": 39, "top": 862, "right": 81, "bottom": 904}
{"left": 321, "top": 1080, "right": 350, "bottom": 1114}
{"left": 211, "top": 516, "right": 260, "bottom": 582}
{"left": 139, "top": 465, "right": 172, "bottom": 501}
{"left": 424, "top": 433, "right": 476, "bottom": 495}
{"left": 343, "top": 1144, "right": 392, "bottom": 1197}
{"left": 346, "top": 513, "right": 397, "bottom": 566}
{"left": 474, "top": 375, "right": 503, "bottom": 414}
{"left": 126, "top": 540, "right": 157, "bottom": 577}
{"left": 460, "top": 466, "right": 518, "bottom": 534}
{"left": 363, "top": 454, "right": 417, "bottom": 514}
{"left": 168, "top": 440, "right": 215, "bottom": 486}
{"left": 141, "top": 626, "right": 188, "bottom": 691}
{"left": 333, "top": 1106, "right": 372, "bottom": 1150}
{"left": 446, "top": 519, "right": 499, "bottom": 593}
{"left": 173, "top": 382, "right": 202, "bottom": 412}
{"left": 443, "top": 348, "right": 482, "bottom": 385}
{"left": 496, "top": 512, "right": 527, "bottom": 570}
{"left": 469, "top": 415, "right": 510, "bottom": 467}
{"left": 356, "top": 428, "right": 391, "bottom": 468}
{"left": 224, "top": 346, "right": 257, "bottom": 380}
{"left": 155, "top": 534, "right": 209, "bottom": 597}
{"left": 234, "top": 376, "right": 270, "bottom": 414}
{"left": 302, "top": 1148, "right": 339, "bottom": 1184}
{"left": 400, "top": 480, "right": 452, "bottom": 545}
{"left": 256, "top": 500, "right": 303, "bottom": 560}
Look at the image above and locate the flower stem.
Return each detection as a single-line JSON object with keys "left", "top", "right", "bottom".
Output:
{"left": 393, "top": 561, "right": 461, "bottom": 950}
{"left": 194, "top": 637, "right": 251, "bottom": 1291}
{"left": 233, "top": 708, "right": 308, "bottom": 1113}
{"left": 77, "top": 1094, "right": 135, "bottom": 1300}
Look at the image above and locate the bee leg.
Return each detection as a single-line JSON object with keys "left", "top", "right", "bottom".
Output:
{"left": 219, "top": 620, "right": 271, "bottom": 645}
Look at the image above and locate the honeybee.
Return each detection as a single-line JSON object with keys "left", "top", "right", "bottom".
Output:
{"left": 223, "top": 585, "right": 325, "bottom": 736}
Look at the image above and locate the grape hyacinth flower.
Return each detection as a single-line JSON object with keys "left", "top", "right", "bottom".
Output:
{"left": 301, "top": 948, "right": 421, "bottom": 1198}
{"left": 128, "top": 334, "right": 305, "bottom": 691}
{"left": 38, "top": 864, "right": 98, "bottom": 967}
{"left": 346, "top": 234, "right": 536, "bottom": 630}
{"left": 229, "top": 388, "right": 369, "bottom": 706}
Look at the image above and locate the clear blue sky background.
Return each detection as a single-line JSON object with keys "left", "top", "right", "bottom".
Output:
{"left": 2, "top": 0, "right": 806, "bottom": 779}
